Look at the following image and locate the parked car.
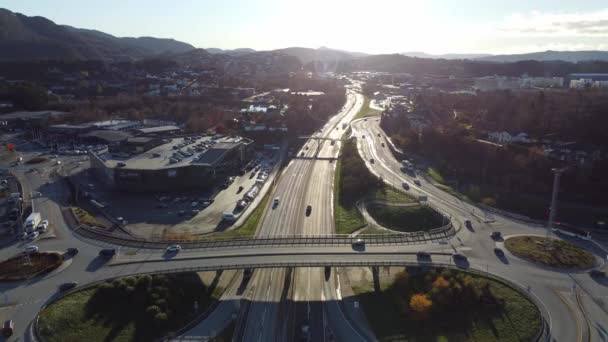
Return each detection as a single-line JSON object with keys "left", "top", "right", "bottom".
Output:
{"left": 99, "top": 248, "right": 116, "bottom": 258}
{"left": 59, "top": 281, "right": 78, "bottom": 292}
{"left": 490, "top": 231, "right": 502, "bottom": 240}
{"left": 24, "top": 245, "right": 39, "bottom": 254}
{"left": 66, "top": 247, "right": 79, "bottom": 256}
{"left": 165, "top": 245, "right": 182, "bottom": 253}
{"left": 402, "top": 182, "right": 410, "bottom": 190}
{"left": 589, "top": 270, "right": 606, "bottom": 278}
{"left": 494, "top": 248, "right": 504, "bottom": 257}
{"left": 452, "top": 253, "right": 467, "bottom": 261}
{"left": 416, "top": 251, "right": 431, "bottom": 260}
{"left": 2, "top": 320, "right": 14, "bottom": 337}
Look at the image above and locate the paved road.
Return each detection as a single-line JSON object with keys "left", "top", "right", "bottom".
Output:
{"left": 351, "top": 117, "right": 608, "bottom": 342}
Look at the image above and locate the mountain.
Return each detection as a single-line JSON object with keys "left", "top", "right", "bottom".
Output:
{"left": 205, "top": 48, "right": 256, "bottom": 56}
{"left": 477, "top": 50, "right": 608, "bottom": 63}
{"left": 402, "top": 51, "right": 493, "bottom": 60}
{"left": 270, "top": 47, "right": 367, "bottom": 65}
{"left": 0, "top": 8, "right": 195, "bottom": 61}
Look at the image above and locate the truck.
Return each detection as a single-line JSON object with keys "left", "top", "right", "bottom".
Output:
{"left": 24, "top": 212, "right": 41, "bottom": 233}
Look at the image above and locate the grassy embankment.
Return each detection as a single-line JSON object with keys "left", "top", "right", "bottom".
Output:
{"left": 505, "top": 235, "right": 595, "bottom": 269}
{"left": 366, "top": 204, "right": 445, "bottom": 232}
{"left": 353, "top": 96, "right": 382, "bottom": 121}
{"left": 38, "top": 272, "right": 222, "bottom": 342}
{"left": 353, "top": 267, "right": 542, "bottom": 342}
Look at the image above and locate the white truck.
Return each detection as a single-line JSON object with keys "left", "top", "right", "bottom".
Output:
{"left": 24, "top": 212, "right": 41, "bottom": 233}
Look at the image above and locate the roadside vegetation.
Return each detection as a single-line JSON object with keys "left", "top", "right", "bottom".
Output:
{"left": 38, "top": 272, "right": 221, "bottom": 342}
{"left": 335, "top": 139, "right": 383, "bottom": 234}
{"left": 0, "top": 252, "right": 63, "bottom": 281}
{"left": 353, "top": 96, "right": 382, "bottom": 121}
{"left": 71, "top": 207, "right": 103, "bottom": 228}
{"left": 366, "top": 204, "right": 445, "bottom": 232}
{"left": 505, "top": 236, "right": 595, "bottom": 269}
{"left": 354, "top": 267, "right": 542, "bottom": 341}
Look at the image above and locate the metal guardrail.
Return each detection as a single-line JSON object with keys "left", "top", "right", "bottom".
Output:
{"left": 75, "top": 222, "right": 455, "bottom": 249}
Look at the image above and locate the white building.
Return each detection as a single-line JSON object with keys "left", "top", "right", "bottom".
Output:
{"left": 521, "top": 77, "right": 564, "bottom": 88}
{"left": 474, "top": 76, "right": 522, "bottom": 91}
{"left": 488, "top": 131, "right": 531, "bottom": 144}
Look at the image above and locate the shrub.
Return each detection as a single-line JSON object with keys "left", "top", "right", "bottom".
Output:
{"left": 432, "top": 276, "right": 450, "bottom": 289}
{"left": 146, "top": 305, "right": 161, "bottom": 317}
{"left": 482, "top": 197, "right": 497, "bottom": 206}
{"left": 409, "top": 294, "right": 432, "bottom": 315}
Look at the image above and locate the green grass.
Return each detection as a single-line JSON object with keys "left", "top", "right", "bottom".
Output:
{"left": 354, "top": 96, "right": 382, "bottom": 121}
{"left": 505, "top": 236, "right": 595, "bottom": 269}
{"left": 38, "top": 273, "right": 220, "bottom": 342}
{"left": 334, "top": 157, "right": 367, "bottom": 234}
{"left": 370, "top": 186, "right": 416, "bottom": 203}
{"left": 354, "top": 268, "right": 542, "bottom": 342}
{"left": 366, "top": 204, "right": 445, "bottom": 232}
{"left": 427, "top": 167, "right": 446, "bottom": 184}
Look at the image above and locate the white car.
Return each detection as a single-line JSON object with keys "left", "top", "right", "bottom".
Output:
{"left": 24, "top": 245, "right": 39, "bottom": 254}
{"left": 165, "top": 245, "right": 182, "bottom": 253}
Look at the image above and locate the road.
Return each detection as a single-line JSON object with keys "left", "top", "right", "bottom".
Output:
{"left": 351, "top": 116, "right": 608, "bottom": 342}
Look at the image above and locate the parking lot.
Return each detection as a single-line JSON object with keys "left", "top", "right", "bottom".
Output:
{"left": 72, "top": 150, "right": 281, "bottom": 239}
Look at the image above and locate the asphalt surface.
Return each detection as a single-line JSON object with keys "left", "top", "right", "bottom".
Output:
{"left": 0, "top": 92, "right": 606, "bottom": 342}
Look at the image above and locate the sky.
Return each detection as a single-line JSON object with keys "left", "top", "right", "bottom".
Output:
{"left": 2, "top": 0, "right": 608, "bottom": 55}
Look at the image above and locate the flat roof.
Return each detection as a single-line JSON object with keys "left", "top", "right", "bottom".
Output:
{"left": 136, "top": 125, "right": 181, "bottom": 134}
{"left": 97, "top": 135, "right": 251, "bottom": 170}
{"left": 80, "top": 130, "right": 132, "bottom": 143}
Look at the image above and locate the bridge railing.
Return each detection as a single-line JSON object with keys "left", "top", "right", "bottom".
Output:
{"left": 75, "top": 221, "right": 455, "bottom": 249}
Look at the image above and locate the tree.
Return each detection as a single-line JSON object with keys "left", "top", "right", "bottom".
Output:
{"left": 409, "top": 294, "right": 433, "bottom": 315}
{"left": 432, "top": 276, "right": 450, "bottom": 289}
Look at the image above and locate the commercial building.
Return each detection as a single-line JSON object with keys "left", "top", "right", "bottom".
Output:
{"left": 90, "top": 134, "right": 254, "bottom": 192}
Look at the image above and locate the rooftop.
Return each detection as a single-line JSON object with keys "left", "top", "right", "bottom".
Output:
{"left": 136, "top": 125, "right": 181, "bottom": 135}
{"left": 97, "top": 135, "right": 251, "bottom": 170}
{"left": 0, "top": 110, "right": 67, "bottom": 120}
{"left": 80, "top": 130, "right": 132, "bottom": 143}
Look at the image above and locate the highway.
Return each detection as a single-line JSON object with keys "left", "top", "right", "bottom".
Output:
{"left": 351, "top": 116, "right": 608, "bottom": 342}
{"left": 0, "top": 91, "right": 606, "bottom": 341}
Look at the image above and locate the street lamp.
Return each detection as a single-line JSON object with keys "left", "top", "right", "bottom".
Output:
{"left": 546, "top": 167, "right": 567, "bottom": 244}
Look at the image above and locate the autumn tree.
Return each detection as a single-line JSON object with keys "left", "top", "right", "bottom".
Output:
{"left": 409, "top": 293, "right": 432, "bottom": 316}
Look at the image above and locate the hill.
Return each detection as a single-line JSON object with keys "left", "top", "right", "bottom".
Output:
{"left": 270, "top": 47, "right": 366, "bottom": 65}
{"left": 0, "top": 8, "right": 195, "bottom": 61}
{"left": 402, "top": 52, "right": 493, "bottom": 60}
{"left": 477, "top": 50, "right": 608, "bottom": 63}
{"left": 205, "top": 48, "right": 256, "bottom": 56}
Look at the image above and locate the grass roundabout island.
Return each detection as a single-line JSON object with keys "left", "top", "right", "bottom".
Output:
{"left": 0, "top": 252, "right": 63, "bottom": 282}
{"left": 504, "top": 235, "right": 595, "bottom": 269}
{"left": 351, "top": 267, "right": 542, "bottom": 341}
{"left": 366, "top": 203, "right": 446, "bottom": 233}
{"left": 37, "top": 272, "right": 223, "bottom": 342}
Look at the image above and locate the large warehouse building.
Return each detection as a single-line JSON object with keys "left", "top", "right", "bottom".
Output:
{"left": 90, "top": 134, "right": 254, "bottom": 192}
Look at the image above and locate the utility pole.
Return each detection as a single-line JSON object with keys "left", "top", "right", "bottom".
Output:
{"left": 546, "top": 167, "right": 566, "bottom": 243}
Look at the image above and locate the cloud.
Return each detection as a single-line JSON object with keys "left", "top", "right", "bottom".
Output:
{"left": 499, "top": 9, "right": 608, "bottom": 36}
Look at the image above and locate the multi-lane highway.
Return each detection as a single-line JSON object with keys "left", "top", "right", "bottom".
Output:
{"left": 352, "top": 116, "right": 608, "bottom": 342}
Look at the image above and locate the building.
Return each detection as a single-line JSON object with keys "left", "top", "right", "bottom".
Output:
{"left": 488, "top": 131, "right": 531, "bottom": 144}
{"left": 0, "top": 110, "right": 67, "bottom": 129}
{"left": 474, "top": 76, "right": 522, "bottom": 91}
{"left": 521, "top": 77, "right": 564, "bottom": 88}
{"left": 135, "top": 125, "right": 181, "bottom": 137}
{"left": 90, "top": 135, "right": 254, "bottom": 192}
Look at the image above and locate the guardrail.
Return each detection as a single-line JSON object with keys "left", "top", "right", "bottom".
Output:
{"left": 33, "top": 258, "right": 549, "bottom": 342}
{"left": 75, "top": 221, "right": 455, "bottom": 249}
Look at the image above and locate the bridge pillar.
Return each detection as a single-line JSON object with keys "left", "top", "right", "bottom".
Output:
{"left": 372, "top": 266, "right": 380, "bottom": 292}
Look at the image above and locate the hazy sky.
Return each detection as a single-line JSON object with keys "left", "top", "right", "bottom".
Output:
{"left": 2, "top": 0, "right": 608, "bottom": 54}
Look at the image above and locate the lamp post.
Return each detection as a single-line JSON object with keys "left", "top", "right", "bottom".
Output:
{"left": 546, "top": 167, "right": 566, "bottom": 244}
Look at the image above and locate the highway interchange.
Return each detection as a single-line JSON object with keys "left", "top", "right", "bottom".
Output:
{"left": 0, "top": 87, "right": 607, "bottom": 341}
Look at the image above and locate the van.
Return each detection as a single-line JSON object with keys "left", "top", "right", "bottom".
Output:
{"left": 3, "top": 320, "right": 14, "bottom": 337}
{"left": 222, "top": 212, "right": 237, "bottom": 221}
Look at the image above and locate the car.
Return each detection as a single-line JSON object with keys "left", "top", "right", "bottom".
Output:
{"left": 165, "top": 245, "right": 182, "bottom": 253}
{"left": 59, "top": 281, "right": 78, "bottom": 292}
{"left": 24, "top": 245, "right": 39, "bottom": 254}
{"left": 413, "top": 180, "right": 421, "bottom": 186}
{"left": 381, "top": 143, "right": 385, "bottom": 147}
{"left": 191, "top": 201, "right": 199, "bottom": 207}
{"left": 273, "top": 197, "right": 280, "bottom": 208}
{"left": 453, "top": 253, "right": 467, "bottom": 261}
{"left": 402, "top": 182, "right": 410, "bottom": 190}
{"left": 27, "top": 232, "right": 39, "bottom": 240}
{"left": 37, "top": 220, "right": 49, "bottom": 230}
{"left": 99, "top": 248, "right": 116, "bottom": 258}
{"left": 352, "top": 238, "right": 365, "bottom": 250}
{"left": 191, "top": 209, "right": 200, "bottom": 215}
{"left": 237, "top": 186, "right": 244, "bottom": 194}
{"left": 305, "top": 205, "right": 312, "bottom": 216}
{"left": 464, "top": 220, "right": 472, "bottom": 229}
{"left": 2, "top": 320, "right": 14, "bottom": 337}
{"left": 589, "top": 270, "right": 606, "bottom": 278}
{"left": 66, "top": 247, "right": 79, "bottom": 256}
{"left": 494, "top": 248, "right": 504, "bottom": 257}
{"left": 369, "top": 158, "right": 374, "bottom": 164}
{"left": 416, "top": 251, "right": 431, "bottom": 260}
{"left": 377, "top": 133, "right": 381, "bottom": 137}
{"left": 490, "top": 231, "right": 502, "bottom": 240}
{"left": 178, "top": 210, "right": 187, "bottom": 216}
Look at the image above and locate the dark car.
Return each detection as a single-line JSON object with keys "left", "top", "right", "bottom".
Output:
{"left": 381, "top": 143, "right": 385, "bottom": 147}
{"left": 453, "top": 253, "right": 467, "bottom": 261}
{"left": 370, "top": 158, "right": 374, "bottom": 164}
{"left": 589, "top": 270, "right": 606, "bottom": 278}
{"left": 490, "top": 231, "right": 502, "bottom": 240}
{"left": 402, "top": 183, "right": 410, "bottom": 190}
{"left": 416, "top": 251, "right": 431, "bottom": 260}
{"left": 66, "top": 247, "right": 79, "bottom": 256}
{"left": 3, "top": 320, "right": 14, "bottom": 337}
{"left": 99, "top": 248, "right": 116, "bottom": 258}
{"left": 494, "top": 248, "right": 504, "bottom": 257}
{"left": 305, "top": 205, "right": 312, "bottom": 216}
{"left": 59, "top": 281, "right": 78, "bottom": 292}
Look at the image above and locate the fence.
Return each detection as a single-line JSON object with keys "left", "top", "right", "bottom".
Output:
{"left": 75, "top": 221, "right": 455, "bottom": 250}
